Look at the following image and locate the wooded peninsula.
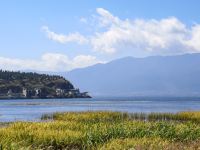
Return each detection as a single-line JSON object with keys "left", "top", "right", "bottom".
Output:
{"left": 0, "top": 70, "right": 91, "bottom": 99}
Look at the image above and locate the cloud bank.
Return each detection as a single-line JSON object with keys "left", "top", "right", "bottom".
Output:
{"left": 92, "top": 8, "right": 200, "bottom": 55}
{"left": 43, "top": 8, "right": 200, "bottom": 57}
{"left": 0, "top": 53, "right": 101, "bottom": 72}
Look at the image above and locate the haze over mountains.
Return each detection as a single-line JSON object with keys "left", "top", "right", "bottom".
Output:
{"left": 65, "top": 53, "right": 200, "bottom": 96}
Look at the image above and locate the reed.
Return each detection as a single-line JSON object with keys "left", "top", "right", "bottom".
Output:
{"left": 1, "top": 111, "right": 200, "bottom": 149}
{"left": 99, "top": 138, "right": 200, "bottom": 150}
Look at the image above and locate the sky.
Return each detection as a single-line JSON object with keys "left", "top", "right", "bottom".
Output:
{"left": 0, "top": 0, "right": 200, "bottom": 72}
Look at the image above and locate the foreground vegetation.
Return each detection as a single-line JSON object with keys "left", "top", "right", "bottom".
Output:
{"left": 1, "top": 111, "right": 200, "bottom": 149}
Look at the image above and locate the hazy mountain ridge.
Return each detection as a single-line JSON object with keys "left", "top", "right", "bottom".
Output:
{"left": 66, "top": 53, "right": 200, "bottom": 96}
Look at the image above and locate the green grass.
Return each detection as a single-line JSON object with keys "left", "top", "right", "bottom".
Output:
{"left": 99, "top": 138, "right": 200, "bottom": 150}
{"left": 1, "top": 111, "right": 200, "bottom": 149}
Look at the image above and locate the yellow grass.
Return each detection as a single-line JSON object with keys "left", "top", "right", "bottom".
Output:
{"left": 1, "top": 111, "right": 200, "bottom": 149}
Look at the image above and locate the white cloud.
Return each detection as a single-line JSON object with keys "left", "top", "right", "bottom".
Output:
{"left": 72, "top": 55, "right": 100, "bottom": 68}
{"left": 185, "top": 25, "right": 200, "bottom": 51}
{"left": 0, "top": 53, "right": 101, "bottom": 72}
{"left": 42, "top": 8, "right": 200, "bottom": 57}
{"left": 90, "top": 8, "right": 200, "bottom": 56}
{"left": 42, "top": 26, "right": 88, "bottom": 44}
{"left": 96, "top": 8, "right": 121, "bottom": 27}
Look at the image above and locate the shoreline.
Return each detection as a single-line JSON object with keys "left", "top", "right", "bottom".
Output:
{"left": 0, "top": 96, "right": 92, "bottom": 100}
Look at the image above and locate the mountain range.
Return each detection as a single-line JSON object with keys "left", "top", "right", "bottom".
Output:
{"left": 65, "top": 53, "right": 200, "bottom": 96}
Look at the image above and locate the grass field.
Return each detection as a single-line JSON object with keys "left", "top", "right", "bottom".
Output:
{"left": 1, "top": 111, "right": 200, "bottom": 149}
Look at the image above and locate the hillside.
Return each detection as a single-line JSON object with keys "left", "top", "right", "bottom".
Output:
{"left": 0, "top": 70, "right": 90, "bottom": 99}
{"left": 67, "top": 53, "right": 200, "bottom": 96}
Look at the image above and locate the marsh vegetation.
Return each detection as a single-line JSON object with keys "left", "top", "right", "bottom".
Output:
{"left": 1, "top": 111, "right": 200, "bottom": 149}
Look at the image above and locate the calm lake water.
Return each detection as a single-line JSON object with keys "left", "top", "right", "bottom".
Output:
{"left": 1, "top": 97, "right": 200, "bottom": 122}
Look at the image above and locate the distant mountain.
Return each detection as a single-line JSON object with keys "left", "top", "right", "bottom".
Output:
{"left": 66, "top": 53, "right": 200, "bottom": 96}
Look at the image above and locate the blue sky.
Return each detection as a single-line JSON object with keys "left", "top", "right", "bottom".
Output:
{"left": 0, "top": 0, "right": 200, "bottom": 71}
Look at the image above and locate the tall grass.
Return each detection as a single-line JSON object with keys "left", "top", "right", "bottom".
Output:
{"left": 1, "top": 111, "right": 200, "bottom": 149}
{"left": 42, "top": 111, "right": 200, "bottom": 123}
{"left": 99, "top": 138, "right": 200, "bottom": 150}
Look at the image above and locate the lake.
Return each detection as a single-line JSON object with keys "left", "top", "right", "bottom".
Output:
{"left": 1, "top": 97, "right": 200, "bottom": 122}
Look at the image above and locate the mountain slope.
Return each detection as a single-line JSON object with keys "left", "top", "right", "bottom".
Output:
{"left": 66, "top": 53, "right": 200, "bottom": 96}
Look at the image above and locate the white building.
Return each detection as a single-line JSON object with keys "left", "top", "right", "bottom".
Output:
{"left": 22, "top": 88, "right": 27, "bottom": 97}
{"left": 68, "top": 88, "right": 80, "bottom": 96}
{"left": 7, "top": 89, "right": 13, "bottom": 97}
{"left": 56, "top": 88, "right": 65, "bottom": 96}
{"left": 35, "top": 88, "right": 41, "bottom": 96}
